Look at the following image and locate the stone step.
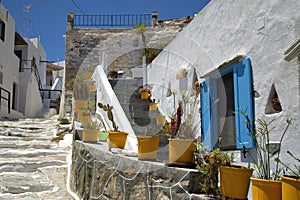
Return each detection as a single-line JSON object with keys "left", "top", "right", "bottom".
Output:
{"left": 0, "top": 160, "right": 67, "bottom": 173}
{"left": 0, "top": 149, "right": 68, "bottom": 159}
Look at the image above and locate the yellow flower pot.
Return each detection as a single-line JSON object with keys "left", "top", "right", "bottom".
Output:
{"left": 107, "top": 130, "right": 128, "bottom": 150}
{"left": 251, "top": 178, "right": 282, "bottom": 200}
{"left": 149, "top": 102, "right": 157, "bottom": 111}
{"left": 137, "top": 136, "right": 160, "bottom": 160}
{"left": 281, "top": 175, "right": 300, "bottom": 200}
{"left": 156, "top": 115, "right": 166, "bottom": 125}
{"left": 220, "top": 166, "right": 254, "bottom": 199}
{"left": 77, "top": 109, "right": 88, "bottom": 121}
{"left": 89, "top": 85, "right": 97, "bottom": 92}
{"left": 168, "top": 138, "right": 196, "bottom": 164}
{"left": 140, "top": 91, "right": 149, "bottom": 99}
{"left": 74, "top": 100, "right": 88, "bottom": 113}
{"left": 82, "top": 129, "right": 98, "bottom": 142}
{"left": 85, "top": 72, "right": 93, "bottom": 79}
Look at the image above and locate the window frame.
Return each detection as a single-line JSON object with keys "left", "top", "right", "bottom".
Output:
{"left": 0, "top": 19, "right": 5, "bottom": 42}
{"left": 200, "top": 57, "right": 255, "bottom": 151}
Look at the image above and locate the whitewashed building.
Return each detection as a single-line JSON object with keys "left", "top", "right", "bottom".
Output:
{"left": 0, "top": 3, "right": 23, "bottom": 118}
{"left": 0, "top": 2, "right": 52, "bottom": 118}
{"left": 148, "top": 0, "right": 300, "bottom": 172}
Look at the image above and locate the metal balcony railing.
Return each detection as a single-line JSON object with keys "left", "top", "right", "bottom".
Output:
{"left": 0, "top": 86, "right": 11, "bottom": 114}
{"left": 73, "top": 13, "right": 152, "bottom": 27}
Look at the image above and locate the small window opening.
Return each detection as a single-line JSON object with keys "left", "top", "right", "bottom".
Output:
{"left": 265, "top": 84, "right": 282, "bottom": 114}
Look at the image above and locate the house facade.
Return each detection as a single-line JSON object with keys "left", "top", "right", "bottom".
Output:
{"left": 148, "top": 0, "right": 300, "bottom": 167}
{"left": 0, "top": 3, "right": 22, "bottom": 118}
{"left": 0, "top": 2, "right": 52, "bottom": 118}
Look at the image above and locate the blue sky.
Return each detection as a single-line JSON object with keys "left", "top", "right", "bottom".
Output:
{"left": 2, "top": 0, "right": 210, "bottom": 62}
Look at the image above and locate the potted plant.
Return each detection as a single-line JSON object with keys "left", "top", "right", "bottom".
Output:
{"left": 239, "top": 111, "right": 293, "bottom": 200}
{"left": 149, "top": 99, "right": 159, "bottom": 111}
{"left": 81, "top": 110, "right": 92, "bottom": 125}
{"left": 85, "top": 65, "right": 95, "bottom": 79}
{"left": 167, "top": 91, "right": 200, "bottom": 165}
{"left": 275, "top": 151, "right": 300, "bottom": 200}
{"left": 98, "top": 103, "right": 128, "bottom": 151}
{"left": 139, "top": 84, "right": 151, "bottom": 100}
{"left": 194, "top": 142, "right": 233, "bottom": 196}
{"left": 136, "top": 125, "right": 168, "bottom": 161}
{"left": 73, "top": 73, "right": 90, "bottom": 116}
{"left": 89, "top": 80, "right": 97, "bottom": 93}
{"left": 220, "top": 160, "right": 254, "bottom": 199}
{"left": 82, "top": 120, "right": 100, "bottom": 143}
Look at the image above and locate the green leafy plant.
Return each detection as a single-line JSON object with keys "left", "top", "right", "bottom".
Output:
{"left": 239, "top": 110, "right": 293, "bottom": 180}
{"left": 170, "top": 91, "right": 200, "bottom": 139}
{"left": 82, "top": 120, "right": 100, "bottom": 130}
{"left": 275, "top": 151, "right": 300, "bottom": 179}
{"left": 145, "top": 124, "right": 170, "bottom": 138}
{"left": 194, "top": 141, "right": 233, "bottom": 196}
{"left": 58, "top": 118, "right": 70, "bottom": 125}
{"left": 98, "top": 103, "right": 119, "bottom": 132}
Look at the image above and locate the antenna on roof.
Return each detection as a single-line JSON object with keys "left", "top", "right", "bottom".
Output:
{"left": 23, "top": 3, "right": 31, "bottom": 37}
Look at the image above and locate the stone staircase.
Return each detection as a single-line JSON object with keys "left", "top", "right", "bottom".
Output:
{"left": 109, "top": 77, "right": 162, "bottom": 136}
{"left": 109, "top": 77, "right": 169, "bottom": 161}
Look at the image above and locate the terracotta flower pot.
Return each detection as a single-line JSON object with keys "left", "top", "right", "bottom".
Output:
{"left": 137, "top": 136, "right": 160, "bottom": 160}
{"left": 168, "top": 138, "right": 196, "bottom": 164}
{"left": 281, "top": 175, "right": 300, "bottom": 200}
{"left": 107, "top": 130, "right": 128, "bottom": 150}
{"left": 251, "top": 177, "right": 282, "bottom": 200}
{"left": 89, "top": 85, "right": 97, "bottom": 92}
{"left": 85, "top": 72, "right": 93, "bottom": 79}
{"left": 149, "top": 102, "right": 158, "bottom": 111}
{"left": 140, "top": 91, "right": 149, "bottom": 99}
{"left": 77, "top": 109, "right": 88, "bottom": 121}
{"left": 74, "top": 100, "right": 88, "bottom": 113}
{"left": 82, "top": 129, "right": 98, "bottom": 142}
{"left": 220, "top": 165, "right": 254, "bottom": 199}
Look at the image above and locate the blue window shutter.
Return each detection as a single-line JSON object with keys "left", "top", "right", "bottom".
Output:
{"left": 200, "top": 80, "right": 213, "bottom": 150}
{"left": 233, "top": 57, "right": 255, "bottom": 149}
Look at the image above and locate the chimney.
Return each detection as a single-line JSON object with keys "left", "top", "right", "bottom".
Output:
{"left": 152, "top": 11, "right": 159, "bottom": 27}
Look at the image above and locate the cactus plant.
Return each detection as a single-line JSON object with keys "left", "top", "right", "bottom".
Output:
{"left": 98, "top": 103, "right": 119, "bottom": 132}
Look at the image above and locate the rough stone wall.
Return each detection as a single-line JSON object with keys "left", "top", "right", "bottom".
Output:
{"left": 65, "top": 17, "right": 192, "bottom": 90}
{"left": 62, "top": 17, "right": 192, "bottom": 116}
{"left": 71, "top": 141, "right": 212, "bottom": 200}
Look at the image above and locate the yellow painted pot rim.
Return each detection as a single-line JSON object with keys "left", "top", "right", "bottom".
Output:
{"left": 281, "top": 175, "right": 300, "bottom": 182}
{"left": 221, "top": 165, "right": 254, "bottom": 171}
{"left": 108, "top": 130, "right": 128, "bottom": 135}
{"left": 250, "top": 177, "right": 282, "bottom": 183}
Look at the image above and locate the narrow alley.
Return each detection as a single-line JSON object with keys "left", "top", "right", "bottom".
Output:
{"left": 0, "top": 115, "right": 74, "bottom": 200}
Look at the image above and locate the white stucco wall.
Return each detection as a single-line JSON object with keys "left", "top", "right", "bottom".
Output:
{"left": 94, "top": 65, "right": 137, "bottom": 152}
{"left": 25, "top": 37, "right": 47, "bottom": 88}
{"left": 19, "top": 72, "right": 43, "bottom": 117}
{"left": 148, "top": 0, "right": 300, "bottom": 172}
{"left": 0, "top": 3, "right": 20, "bottom": 117}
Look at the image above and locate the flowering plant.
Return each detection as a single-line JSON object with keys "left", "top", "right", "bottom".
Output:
{"left": 170, "top": 91, "right": 200, "bottom": 139}
{"left": 139, "top": 84, "right": 151, "bottom": 93}
{"left": 240, "top": 110, "right": 293, "bottom": 180}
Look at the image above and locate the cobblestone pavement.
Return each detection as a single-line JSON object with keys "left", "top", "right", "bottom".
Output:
{"left": 0, "top": 115, "right": 75, "bottom": 200}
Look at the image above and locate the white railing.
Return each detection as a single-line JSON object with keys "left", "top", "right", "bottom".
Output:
{"left": 93, "top": 64, "right": 137, "bottom": 152}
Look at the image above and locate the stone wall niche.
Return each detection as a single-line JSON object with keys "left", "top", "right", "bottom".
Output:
{"left": 265, "top": 84, "right": 282, "bottom": 114}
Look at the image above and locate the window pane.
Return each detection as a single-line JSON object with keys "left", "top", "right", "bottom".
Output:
{"left": 217, "top": 72, "right": 236, "bottom": 149}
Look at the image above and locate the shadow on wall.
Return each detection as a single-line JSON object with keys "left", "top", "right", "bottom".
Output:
{"left": 129, "top": 87, "right": 151, "bottom": 126}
